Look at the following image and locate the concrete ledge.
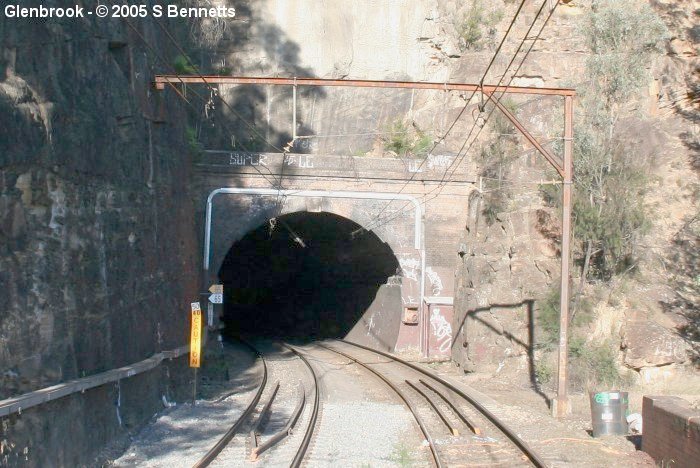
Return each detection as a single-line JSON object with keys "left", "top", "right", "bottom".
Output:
{"left": 643, "top": 395, "right": 700, "bottom": 466}
{"left": 0, "top": 345, "right": 189, "bottom": 417}
{"left": 197, "top": 151, "right": 477, "bottom": 182}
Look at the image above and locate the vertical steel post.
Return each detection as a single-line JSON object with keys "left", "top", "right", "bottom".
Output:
{"left": 292, "top": 82, "right": 297, "bottom": 140}
{"left": 554, "top": 95, "right": 574, "bottom": 417}
{"left": 193, "top": 368, "right": 198, "bottom": 404}
{"left": 419, "top": 202, "right": 427, "bottom": 358}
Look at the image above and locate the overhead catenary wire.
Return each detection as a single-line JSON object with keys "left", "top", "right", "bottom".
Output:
{"left": 360, "top": 6, "right": 545, "bottom": 232}
{"left": 361, "top": 0, "right": 559, "bottom": 234}
{"left": 121, "top": 19, "right": 280, "bottom": 186}
{"left": 132, "top": 7, "right": 562, "bottom": 241}
{"left": 358, "top": 0, "right": 530, "bottom": 231}
{"left": 151, "top": 19, "right": 288, "bottom": 193}
{"left": 436, "top": 0, "right": 561, "bottom": 190}
{"left": 154, "top": 20, "right": 286, "bottom": 156}
{"left": 151, "top": 18, "right": 305, "bottom": 225}
{"left": 123, "top": 17, "right": 307, "bottom": 244}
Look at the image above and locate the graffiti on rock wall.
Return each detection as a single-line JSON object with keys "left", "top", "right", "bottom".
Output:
{"left": 430, "top": 308, "right": 453, "bottom": 354}
{"left": 427, "top": 154, "right": 453, "bottom": 170}
{"left": 407, "top": 154, "right": 454, "bottom": 173}
{"left": 407, "top": 159, "right": 423, "bottom": 173}
{"left": 284, "top": 154, "right": 315, "bottom": 168}
{"left": 229, "top": 152, "right": 269, "bottom": 166}
{"left": 402, "top": 295, "right": 418, "bottom": 305}
{"left": 292, "top": 138, "right": 318, "bottom": 152}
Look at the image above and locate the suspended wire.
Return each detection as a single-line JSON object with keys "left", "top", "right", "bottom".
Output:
{"left": 362, "top": 0, "right": 560, "bottom": 234}
{"left": 122, "top": 18, "right": 282, "bottom": 190}
{"left": 152, "top": 19, "right": 309, "bottom": 224}
{"left": 154, "top": 21, "right": 286, "bottom": 155}
{"left": 149, "top": 20, "right": 309, "bottom": 239}
{"left": 359, "top": 0, "right": 530, "bottom": 229}
{"left": 362, "top": 1, "right": 550, "bottom": 233}
{"left": 382, "top": 0, "right": 560, "bottom": 231}
{"left": 439, "top": 0, "right": 560, "bottom": 186}
{"left": 151, "top": 19, "right": 288, "bottom": 192}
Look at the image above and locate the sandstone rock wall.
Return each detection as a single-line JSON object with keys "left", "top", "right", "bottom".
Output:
{"left": 0, "top": 14, "right": 198, "bottom": 467}
{"left": 202, "top": 0, "right": 698, "bottom": 381}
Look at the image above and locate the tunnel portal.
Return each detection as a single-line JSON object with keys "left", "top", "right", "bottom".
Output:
{"left": 218, "top": 211, "right": 400, "bottom": 341}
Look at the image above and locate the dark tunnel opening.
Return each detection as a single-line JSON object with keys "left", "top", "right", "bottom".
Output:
{"left": 218, "top": 211, "right": 400, "bottom": 342}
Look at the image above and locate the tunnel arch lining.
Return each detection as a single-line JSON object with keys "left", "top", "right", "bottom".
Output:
{"left": 203, "top": 187, "right": 423, "bottom": 271}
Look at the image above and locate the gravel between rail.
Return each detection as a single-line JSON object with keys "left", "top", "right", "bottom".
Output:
{"left": 104, "top": 339, "right": 655, "bottom": 467}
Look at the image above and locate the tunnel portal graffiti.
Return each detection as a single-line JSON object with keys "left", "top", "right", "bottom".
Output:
{"left": 398, "top": 256, "right": 420, "bottom": 281}
{"left": 430, "top": 308, "right": 453, "bottom": 355}
{"left": 425, "top": 267, "right": 443, "bottom": 296}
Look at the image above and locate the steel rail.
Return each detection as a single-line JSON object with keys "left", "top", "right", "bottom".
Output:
{"left": 282, "top": 344, "right": 322, "bottom": 468}
{"left": 250, "top": 381, "right": 280, "bottom": 449}
{"left": 405, "top": 380, "right": 459, "bottom": 436}
{"left": 250, "top": 383, "right": 306, "bottom": 460}
{"left": 339, "top": 340, "right": 548, "bottom": 468}
{"left": 317, "top": 343, "right": 443, "bottom": 468}
{"left": 193, "top": 340, "right": 269, "bottom": 468}
{"left": 419, "top": 379, "right": 481, "bottom": 435}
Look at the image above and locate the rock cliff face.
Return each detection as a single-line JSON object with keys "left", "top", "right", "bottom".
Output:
{"left": 0, "top": 0, "right": 697, "bottom": 463}
{"left": 451, "top": 0, "right": 699, "bottom": 383}
{"left": 0, "top": 13, "right": 198, "bottom": 467}
{"left": 207, "top": 0, "right": 698, "bottom": 381}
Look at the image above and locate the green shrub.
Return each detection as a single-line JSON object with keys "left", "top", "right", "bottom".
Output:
{"left": 478, "top": 99, "right": 518, "bottom": 224}
{"left": 383, "top": 120, "right": 433, "bottom": 158}
{"left": 173, "top": 54, "right": 198, "bottom": 75}
{"left": 186, "top": 126, "right": 203, "bottom": 156}
{"left": 537, "top": 285, "right": 595, "bottom": 347}
{"left": 457, "top": 0, "right": 503, "bottom": 51}
{"left": 390, "top": 442, "right": 415, "bottom": 467}
{"left": 569, "top": 339, "right": 630, "bottom": 391}
{"left": 535, "top": 360, "right": 553, "bottom": 385}
{"left": 412, "top": 134, "right": 434, "bottom": 158}
{"left": 540, "top": 0, "right": 667, "bottom": 282}
{"left": 537, "top": 286, "right": 561, "bottom": 347}
{"left": 482, "top": 203, "right": 502, "bottom": 225}
{"left": 216, "top": 66, "right": 233, "bottom": 75}
{"left": 385, "top": 120, "right": 413, "bottom": 155}
{"left": 583, "top": 0, "right": 668, "bottom": 105}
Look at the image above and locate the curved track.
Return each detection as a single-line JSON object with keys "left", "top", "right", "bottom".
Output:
{"left": 192, "top": 338, "right": 545, "bottom": 467}
{"left": 316, "top": 342, "right": 444, "bottom": 467}
{"left": 334, "top": 339, "right": 548, "bottom": 468}
{"left": 281, "top": 343, "right": 321, "bottom": 468}
{"left": 195, "top": 340, "right": 321, "bottom": 467}
{"left": 193, "top": 340, "right": 268, "bottom": 467}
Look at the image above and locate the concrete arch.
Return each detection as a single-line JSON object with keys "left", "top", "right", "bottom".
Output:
{"left": 203, "top": 187, "right": 422, "bottom": 279}
{"left": 201, "top": 187, "right": 426, "bottom": 351}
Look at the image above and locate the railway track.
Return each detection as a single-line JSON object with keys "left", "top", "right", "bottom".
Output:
{"left": 194, "top": 340, "right": 320, "bottom": 467}
{"left": 318, "top": 340, "right": 548, "bottom": 468}
{"left": 185, "top": 338, "right": 546, "bottom": 467}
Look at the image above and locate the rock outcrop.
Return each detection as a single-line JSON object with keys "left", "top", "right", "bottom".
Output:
{"left": 0, "top": 14, "right": 199, "bottom": 467}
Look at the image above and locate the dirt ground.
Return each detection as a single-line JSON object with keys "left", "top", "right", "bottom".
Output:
{"left": 426, "top": 360, "right": 660, "bottom": 467}
{"left": 103, "top": 341, "right": 694, "bottom": 467}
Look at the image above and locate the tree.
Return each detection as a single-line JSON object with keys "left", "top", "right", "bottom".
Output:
{"left": 545, "top": 0, "right": 668, "bottom": 283}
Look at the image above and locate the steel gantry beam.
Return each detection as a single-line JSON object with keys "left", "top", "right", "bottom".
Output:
{"left": 154, "top": 75, "right": 576, "bottom": 96}
{"left": 157, "top": 75, "right": 575, "bottom": 417}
